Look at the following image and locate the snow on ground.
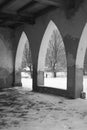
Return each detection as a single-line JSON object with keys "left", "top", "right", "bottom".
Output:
{"left": 0, "top": 87, "right": 87, "bottom": 130}
{"left": 21, "top": 75, "right": 87, "bottom": 97}
{"left": 21, "top": 77, "right": 32, "bottom": 90}
{"left": 83, "top": 76, "right": 87, "bottom": 93}
{"left": 44, "top": 77, "right": 67, "bottom": 90}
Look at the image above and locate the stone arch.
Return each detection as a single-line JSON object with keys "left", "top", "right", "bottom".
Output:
{"left": 15, "top": 31, "right": 32, "bottom": 88}
{"left": 37, "top": 20, "right": 67, "bottom": 88}
{"left": 76, "top": 23, "right": 87, "bottom": 95}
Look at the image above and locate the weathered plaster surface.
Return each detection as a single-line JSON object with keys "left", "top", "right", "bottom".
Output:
{"left": 0, "top": 28, "right": 14, "bottom": 88}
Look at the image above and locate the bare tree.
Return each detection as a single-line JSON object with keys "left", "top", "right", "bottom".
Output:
{"left": 84, "top": 49, "right": 87, "bottom": 75}
{"left": 22, "top": 40, "right": 32, "bottom": 76}
{"left": 45, "top": 29, "right": 67, "bottom": 77}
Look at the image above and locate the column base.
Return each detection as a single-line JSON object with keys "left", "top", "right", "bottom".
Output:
{"left": 12, "top": 82, "right": 22, "bottom": 87}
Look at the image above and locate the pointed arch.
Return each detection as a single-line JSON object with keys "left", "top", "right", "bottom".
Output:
{"left": 15, "top": 31, "right": 33, "bottom": 89}
{"left": 38, "top": 20, "right": 57, "bottom": 71}
{"left": 38, "top": 20, "right": 66, "bottom": 71}
{"left": 15, "top": 32, "right": 29, "bottom": 71}
{"left": 37, "top": 20, "right": 67, "bottom": 90}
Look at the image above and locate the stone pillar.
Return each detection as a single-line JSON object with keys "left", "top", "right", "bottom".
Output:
{"left": 67, "top": 64, "right": 83, "bottom": 99}
{"left": 12, "top": 29, "right": 23, "bottom": 87}
{"left": 14, "top": 71, "right": 22, "bottom": 86}
{"left": 66, "top": 49, "right": 76, "bottom": 98}
{"left": 75, "top": 67, "right": 83, "bottom": 98}
{"left": 67, "top": 65, "right": 76, "bottom": 98}
{"left": 37, "top": 71, "right": 44, "bottom": 86}
{"left": 64, "top": 35, "right": 79, "bottom": 98}
{"left": 32, "top": 65, "right": 38, "bottom": 91}
{"left": 12, "top": 50, "right": 16, "bottom": 87}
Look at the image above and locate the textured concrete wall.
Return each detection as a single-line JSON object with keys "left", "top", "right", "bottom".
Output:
{"left": 0, "top": 28, "right": 14, "bottom": 89}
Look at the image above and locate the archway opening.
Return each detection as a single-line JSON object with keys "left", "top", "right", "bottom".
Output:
{"left": 83, "top": 49, "right": 87, "bottom": 95}
{"left": 15, "top": 32, "right": 33, "bottom": 90}
{"left": 76, "top": 23, "right": 87, "bottom": 98}
{"left": 38, "top": 21, "right": 67, "bottom": 90}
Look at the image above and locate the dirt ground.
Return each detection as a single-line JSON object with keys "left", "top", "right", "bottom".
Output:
{"left": 0, "top": 87, "right": 87, "bottom": 130}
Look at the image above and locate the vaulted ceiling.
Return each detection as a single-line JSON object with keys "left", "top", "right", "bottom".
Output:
{"left": 0, "top": 0, "right": 84, "bottom": 28}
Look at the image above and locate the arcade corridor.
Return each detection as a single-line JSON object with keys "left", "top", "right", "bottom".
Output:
{"left": 0, "top": 0, "right": 87, "bottom": 99}
{"left": 0, "top": 0, "right": 87, "bottom": 129}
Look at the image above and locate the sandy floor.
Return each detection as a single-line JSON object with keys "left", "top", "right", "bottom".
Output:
{"left": 0, "top": 87, "right": 87, "bottom": 130}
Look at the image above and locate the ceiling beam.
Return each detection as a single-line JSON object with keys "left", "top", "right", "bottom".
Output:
{"left": 17, "top": 1, "right": 38, "bottom": 13}
{"left": 7, "top": 22, "right": 24, "bottom": 29}
{"left": 34, "top": 5, "right": 57, "bottom": 18}
{"left": 34, "top": 0, "right": 61, "bottom": 7}
{"left": 0, "top": 19, "right": 25, "bottom": 28}
{"left": 0, "top": 12, "right": 35, "bottom": 24}
{"left": 0, "top": 0, "right": 15, "bottom": 10}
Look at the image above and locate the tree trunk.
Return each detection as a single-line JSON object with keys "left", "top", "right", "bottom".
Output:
{"left": 53, "top": 71, "right": 56, "bottom": 77}
{"left": 52, "top": 64, "right": 56, "bottom": 77}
